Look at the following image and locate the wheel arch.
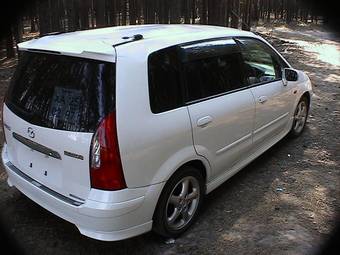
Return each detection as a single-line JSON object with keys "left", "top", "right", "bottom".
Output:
{"left": 162, "top": 158, "right": 210, "bottom": 186}
{"left": 150, "top": 144, "right": 211, "bottom": 186}
{"left": 175, "top": 159, "right": 207, "bottom": 183}
{"left": 301, "top": 91, "right": 311, "bottom": 110}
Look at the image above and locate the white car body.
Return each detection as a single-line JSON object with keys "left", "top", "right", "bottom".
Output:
{"left": 1, "top": 25, "right": 312, "bottom": 241}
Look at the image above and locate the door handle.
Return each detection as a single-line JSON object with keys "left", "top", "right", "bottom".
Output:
{"left": 197, "top": 116, "right": 213, "bottom": 127}
{"left": 258, "top": 96, "right": 268, "bottom": 104}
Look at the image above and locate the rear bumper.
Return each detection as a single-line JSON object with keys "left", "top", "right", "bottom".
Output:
{"left": 1, "top": 144, "right": 163, "bottom": 241}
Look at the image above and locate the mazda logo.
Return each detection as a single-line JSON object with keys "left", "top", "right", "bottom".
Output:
{"left": 27, "top": 127, "right": 35, "bottom": 138}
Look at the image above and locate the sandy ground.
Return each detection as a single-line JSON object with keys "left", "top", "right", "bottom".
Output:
{"left": 0, "top": 23, "right": 339, "bottom": 255}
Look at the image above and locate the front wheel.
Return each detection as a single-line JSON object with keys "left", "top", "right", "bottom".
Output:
{"left": 289, "top": 96, "right": 309, "bottom": 137}
{"left": 152, "top": 167, "right": 205, "bottom": 238}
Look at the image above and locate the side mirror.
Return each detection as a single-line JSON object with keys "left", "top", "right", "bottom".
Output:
{"left": 283, "top": 68, "right": 299, "bottom": 82}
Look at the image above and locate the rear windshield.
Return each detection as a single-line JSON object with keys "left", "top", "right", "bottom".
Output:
{"left": 6, "top": 52, "right": 115, "bottom": 132}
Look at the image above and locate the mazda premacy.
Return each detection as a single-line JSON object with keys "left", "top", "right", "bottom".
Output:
{"left": 1, "top": 25, "right": 312, "bottom": 241}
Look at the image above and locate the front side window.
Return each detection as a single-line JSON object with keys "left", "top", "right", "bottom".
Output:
{"left": 237, "top": 38, "right": 284, "bottom": 85}
{"left": 181, "top": 39, "right": 246, "bottom": 102}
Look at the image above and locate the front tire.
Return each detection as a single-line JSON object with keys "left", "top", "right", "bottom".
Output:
{"left": 152, "top": 166, "right": 205, "bottom": 238}
{"left": 289, "top": 96, "right": 309, "bottom": 137}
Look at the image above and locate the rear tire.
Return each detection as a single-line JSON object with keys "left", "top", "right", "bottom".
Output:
{"left": 289, "top": 96, "right": 309, "bottom": 138}
{"left": 152, "top": 166, "right": 205, "bottom": 238}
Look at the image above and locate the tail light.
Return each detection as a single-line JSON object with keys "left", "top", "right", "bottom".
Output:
{"left": 90, "top": 112, "right": 126, "bottom": 190}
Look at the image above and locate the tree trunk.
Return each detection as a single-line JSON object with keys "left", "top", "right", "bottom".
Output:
{"left": 221, "top": 0, "right": 227, "bottom": 26}
{"left": 143, "top": 0, "right": 155, "bottom": 24}
{"left": 242, "top": 0, "right": 250, "bottom": 30}
{"left": 38, "top": 0, "right": 50, "bottom": 35}
{"left": 169, "top": 0, "right": 181, "bottom": 23}
{"left": 253, "top": 0, "right": 259, "bottom": 23}
{"left": 208, "top": 0, "right": 224, "bottom": 25}
{"left": 94, "top": 0, "right": 106, "bottom": 27}
{"left": 230, "top": 0, "right": 240, "bottom": 28}
{"left": 183, "top": 0, "right": 191, "bottom": 24}
{"left": 49, "top": 0, "right": 61, "bottom": 32}
{"left": 207, "top": 0, "right": 215, "bottom": 25}
{"left": 266, "top": 0, "right": 271, "bottom": 22}
{"left": 13, "top": 17, "right": 23, "bottom": 57}
{"left": 129, "top": 0, "right": 137, "bottom": 25}
{"left": 200, "top": 0, "right": 207, "bottom": 24}
{"left": 14, "top": 17, "right": 23, "bottom": 42}
{"left": 29, "top": 4, "right": 37, "bottom": 33}
{"left": 107, "top": 0, "right": 117, "bottom": 25}
{"left": 286, "top": 0, "right": 294, "bottom": 24}
{"left": 79, "top": 0, "right": 90, "bottom": 29}
{"left": 6, "top": 29, "right": 15, "bottom": 58}
{"left": 122, "top": 0, "right": 127, "bottom": 25}
{"left": 65, "top": 0, "right": 79, "bottom": 31}
{"left": 191, "top": 0, "right": 196, "bottom": 23}
{"left": 158, "top": 0, "right": 168, "bottom": 24}
{"left": 225, "top": 0, "right": 231, "bottom": 27}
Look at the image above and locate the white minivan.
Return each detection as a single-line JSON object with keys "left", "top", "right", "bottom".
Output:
{"left": 1, "top": 25, "right": 312, "bottom": 241}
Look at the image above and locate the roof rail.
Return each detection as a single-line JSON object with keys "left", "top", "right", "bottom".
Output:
{"left": 113, "top": 34, "right": 144, "bottom": 47}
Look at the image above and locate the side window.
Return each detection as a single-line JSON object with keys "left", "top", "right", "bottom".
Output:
{"left": 181, "top": 39, "right": 246, "bottom": 102}
{"left": 148, "top": 47, "right": 183, "bottom": 113}
{"left": 237, "top": 38, "right": 285, "bottom": 85}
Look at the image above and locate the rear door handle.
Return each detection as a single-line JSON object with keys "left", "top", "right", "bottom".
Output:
{"left": 197, "top": 116, "right": 213, "bottom": 127}
{"left": 258, "top": 96, "right": 268, "bottom": 104}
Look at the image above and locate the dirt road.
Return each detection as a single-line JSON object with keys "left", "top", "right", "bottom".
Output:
{"left": 0, "top": 24, "right": 339, "bottom": 255}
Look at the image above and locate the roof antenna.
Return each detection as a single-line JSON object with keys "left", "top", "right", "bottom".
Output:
{"left": 114, "top": 34, "right": 144, "bottom": 47}
{"left": 122, "top": 34, "right": 143, "bottom": 40}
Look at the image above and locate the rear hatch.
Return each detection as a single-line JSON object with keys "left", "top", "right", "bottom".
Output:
{"left": 3, "top": 51, "right": 115, "bottom": 201}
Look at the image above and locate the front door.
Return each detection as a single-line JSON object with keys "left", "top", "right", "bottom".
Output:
{"left": 236, "top": 37, "right": 291, "bottom": 146}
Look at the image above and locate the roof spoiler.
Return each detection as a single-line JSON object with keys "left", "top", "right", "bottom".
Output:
{"left": 26, "top": 48, "right": 62, "bottom": 55}
{"left": 39, "top": 31, "right": 70, "bottom": 38}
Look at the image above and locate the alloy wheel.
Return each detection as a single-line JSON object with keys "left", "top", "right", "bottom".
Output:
{"left": 293, "top": 100, "right": 308, "bottom": 134}
{"left": 165, "top": 176, "right": 200, "bottom": 231}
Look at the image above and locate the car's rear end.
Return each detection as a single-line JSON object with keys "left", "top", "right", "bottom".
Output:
{"left": 1, "top": 41, "right": 161, "bottom": 241}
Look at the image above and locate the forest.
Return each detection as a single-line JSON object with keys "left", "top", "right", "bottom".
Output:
{"left": 1, "top": 0, "right": 322, "bottom": 58}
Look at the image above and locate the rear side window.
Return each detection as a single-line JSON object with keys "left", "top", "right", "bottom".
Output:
{"left": 237, "top": 38, "right": 286, "bottom": 85}
{"left": 6, "top": 52, "right": 115, "bottom": 132}
{"left": 180, "top": 39, "right": 246, "bottom": 102}
{"left": 148, "top": 47, "right": 183, "bottom": 113}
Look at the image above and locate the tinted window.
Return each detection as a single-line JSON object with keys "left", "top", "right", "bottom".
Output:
{"left": 6, "top": 52, "right": 115, "bottom": 132}
{"left": 148, "top": 47, "right": 183, "bottom": 113}
{"left": 181, "top": 39, "right": 246, "bottom": 102}
{"left": 237, "top": 38, "right": 285, "bottom": 85}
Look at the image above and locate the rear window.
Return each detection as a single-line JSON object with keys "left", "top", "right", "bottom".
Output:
{"left": 5, "top": 52, "right": 115, "bottom": 132}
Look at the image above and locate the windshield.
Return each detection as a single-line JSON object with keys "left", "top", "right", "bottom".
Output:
{"left": 5, "top": 52, "right": 115, "bottom": 132}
